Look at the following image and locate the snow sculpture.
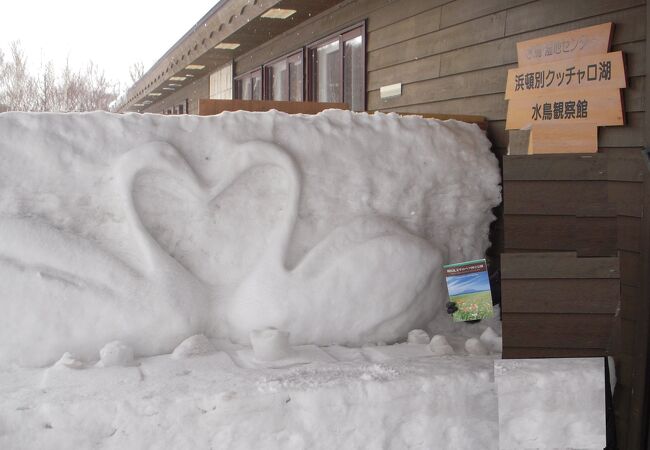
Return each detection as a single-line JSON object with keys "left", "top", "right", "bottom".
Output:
{"left": 250, "top": 327, "right": 292, "bottom": 361}
{"left": 429, "top": 335, "right": 455, "bottom": 356}
{"left": 98, "top": 341, "right": 135, "bottom": 367}
{"left": 172, "top": 334, "right": 215, "bottom": 359}
{"left": 407, "top": 329, "right": 431, "bottom": 344}
{"left": 0, "top": 110, "right": 500, "bottom": 366}
{"left": 465, "top": 338, "right": 489, "bottom": 356}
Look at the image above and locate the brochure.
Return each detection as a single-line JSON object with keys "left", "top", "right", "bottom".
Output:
{"left": 443, "top": 259, "right": 494, "bottom": 322}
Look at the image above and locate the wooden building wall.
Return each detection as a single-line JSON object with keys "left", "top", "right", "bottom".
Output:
{"left": 145, "top": 0, "right": 646, "bottom": 153}
{"left": 231, "top": 0, "right": 645, "bottom": 156}
{"left": 501, "top": 152, "right": 649, "bottom": 450}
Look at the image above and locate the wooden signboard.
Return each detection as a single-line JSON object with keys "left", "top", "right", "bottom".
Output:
{"left": 506, "top": 89, "right": 624, "bottom": 129}
{"left": 505, "top": 23, "right": 626, "bottom": 154}
{"left": 516, "top": 23, "right": 613, "bottom": 67}
{"left": 505, "top": 51, "right": 626, "bottom": 99}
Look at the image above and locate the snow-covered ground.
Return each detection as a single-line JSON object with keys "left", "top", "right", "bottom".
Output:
{"left": 0, "top": 328, "right": 502, "bottom": 450}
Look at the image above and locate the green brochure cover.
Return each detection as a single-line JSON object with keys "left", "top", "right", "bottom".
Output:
{"left": 443, "top": 259, "right": 494, "bottom": 322}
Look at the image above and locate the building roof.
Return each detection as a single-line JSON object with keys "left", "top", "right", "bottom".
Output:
{"left": 118, "top": 0, "right": 346, "bottom": 112}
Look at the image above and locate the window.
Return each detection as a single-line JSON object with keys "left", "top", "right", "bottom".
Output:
{"left": 264, "top": 51, "right": 303, "bottom": 101}
{"left": 234, "top": 69, "right": 262, "bottom": 100}
{"left": 165, "top": 100, "right": 187, "bottom": 115}
{"left": 307, "top": 25, "right": 365, "bottom": 111}
{"left": 209, "top": 62, "right": 233, "bottom": 100}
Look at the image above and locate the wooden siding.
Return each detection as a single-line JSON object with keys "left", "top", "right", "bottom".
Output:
{"left": 501, "top": 152, "right": 649, "bottom": 450}
{"left": 365, "top": 0, "right": 646, "bottom": 158}
{"left": 147, "top": 0, "right": 646, "bottom": 158}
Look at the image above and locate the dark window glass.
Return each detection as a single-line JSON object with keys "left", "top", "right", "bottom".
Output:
{"left": 344, "top": 35, "right": 364, "bottom": 111}
{"left": 308, "top": 25, "right": 365, "bottom": 111}
{"left": 268, "top": 60, "right": 288, "bottom": 101}
{"left": 235, "top": 69, "right": 262, "bottom": 100}
{"left": 251, "top": 70, "right": 262, "bottom": 100}
{"left": 288, "top": 53, "right": 303, "bottom": 101}
{"left": 314, "top": 40, "right": 340, "bottom": 103}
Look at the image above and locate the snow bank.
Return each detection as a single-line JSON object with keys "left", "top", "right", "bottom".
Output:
{"left": 0, "top": 110, "right": 500, "bottom": 366}
{"left": 0, "top": 345, "right": 499, "bottom": 450}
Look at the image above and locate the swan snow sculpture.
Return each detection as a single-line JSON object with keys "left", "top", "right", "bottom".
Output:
{"left": 0, "top": 110, "right": 500, "bottom": 366}
{"left": 0, "top": 142, "right": 210, "bottom": 366}
{"left": 212, "top": 140, "right": 445, "bottom": 346}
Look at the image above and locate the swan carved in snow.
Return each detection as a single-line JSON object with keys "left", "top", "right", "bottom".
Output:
{"left": 0, "top": 141, "right": 210, "bottom": 366}
{"left": 209, "top": 140, "right": 444, "bottom": 346}
{"left": 0, "top": 139, "right": 443, "bottom": 366}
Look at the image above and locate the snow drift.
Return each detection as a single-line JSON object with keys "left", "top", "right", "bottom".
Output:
{"left": 0, "top": 110, "right": 500, "bottom": 366}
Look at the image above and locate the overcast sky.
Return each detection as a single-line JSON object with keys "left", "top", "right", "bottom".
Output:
{"left": 0, "top": 0, "right": 220, "bottom": 89}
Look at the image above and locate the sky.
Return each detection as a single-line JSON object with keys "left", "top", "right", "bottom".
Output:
{"left": 0, "top": 0, "right": 221, "bottom": 90}
{"left": 446, "top": 271, "right": 491, "bottom": 296}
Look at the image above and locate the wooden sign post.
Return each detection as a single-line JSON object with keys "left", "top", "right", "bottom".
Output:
{"left": 505, "top": 23, "right": 627, "bottom": 154}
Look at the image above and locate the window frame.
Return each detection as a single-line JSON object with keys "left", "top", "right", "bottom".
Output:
{"left": 263, "top": 49, "right": 304, "bottom": 102}
{"left": 306, "top": 22, "right": 366, "bottom": 110}
{"left": 234, "top": 68, "right": 263, "bottom": 100}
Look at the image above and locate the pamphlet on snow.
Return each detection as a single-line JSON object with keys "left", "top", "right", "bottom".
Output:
{"left": 443, "top": 259, "right": 494, "bottom": 322}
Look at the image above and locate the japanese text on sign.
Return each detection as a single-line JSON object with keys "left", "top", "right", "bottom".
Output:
{"left": 531, "top": 100, "right": 588, "bottom": 121}
{"left": 526, "top": 35, "right": 588, "bottom": 62}
{"left": 515, "top": 61, "right": 611, "bottom": 92}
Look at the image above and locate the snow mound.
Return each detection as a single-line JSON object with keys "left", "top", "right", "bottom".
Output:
{"left": 480, "top": 326, "right": 503, "bottom": 353}
{"left": 172, "top": 334, "right": 215, "bottom": 359}
{"left": 407, "top": 329, "right": 430, "bottom": 344}
{"left": 429, "top": 335, "right": 455, "bottom": 356}
{"left": 465, "top": 338, "right": 489, "bottom": 356}
{"left": 0, "top": 110, "right": 500, "bottom": 367}
{"left": 98, "top": 341, "right": 134, "bottom": 367}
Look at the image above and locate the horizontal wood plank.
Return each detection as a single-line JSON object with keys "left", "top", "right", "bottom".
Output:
{"left": 618, "top": 216, "right": 642, "bottom": 252}
{"left": 504, "top": 215, "right": 575, "bottom": 251}
{"left": 599, "top": 111, "right": 645, "bottom": 147}
{"left": 502, "top": 313, "right": 615, "bottom": 348}
{"left": 367, "top": 54, "right": 441, "bottom": 91}
{"left": 368, "top": 65, "right": 510, "bottom": 110}
{"left": 367, "top": 6, "right": 441, "bottom": 52}
{"left": 501, "top": 252, "right": 620, "bottom": 279}
{"left": 367, "top": 12, "right": 507, "bottom": 71}
{"left": 505, "top": 0, "right": 644, "bottom": 36}
{"left": 504, "top": 180, "right": 609, "bottom": 215}
{"left": 366, "top": 0, "right": 446, "bottom": 33}
{"left": 620, "top": 284, "right": 641, "bottom": 320}
{"left": 385, "top": 93, "right": 508, "bottom": 122}
{"left": 620, "top": 250, "right": 641, "bottom": 287}
{"left": 608, "top": 181, "right": 645, "bottom": 215}
{"left": 503, "top": 153, "right": 646, "bottom": 181}
{"left": 439, "top": 7, "right": 646, "bottom": 77}
{"left": 576, "top": 216, "right": 618, "bottom": 256}
{"left": 440, "top": 0, "right": 532, "bottom": 29}
{"left": 501, "top": 278, "right": 620, "bottom": 314}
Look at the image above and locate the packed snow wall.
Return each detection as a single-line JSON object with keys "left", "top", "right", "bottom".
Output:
{"left": 0, "top": 110, "right": 501, "bottom": 366}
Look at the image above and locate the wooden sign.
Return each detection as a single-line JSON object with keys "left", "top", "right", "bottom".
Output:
{"left": 505, "top": 23, "right": 625, "bottom": 154}
{"left": 506, "top": 89, "right": 624, "bottom": 129}
{"left": 528, "top": 123, "right": 598, "bottom": 154}
{"left": 516, "top": 23, "right": 613, "bottom": 67}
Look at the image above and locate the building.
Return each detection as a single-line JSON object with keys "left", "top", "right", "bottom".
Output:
{"left": 118, "top": 1, "right": 649, "bottom": 447}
